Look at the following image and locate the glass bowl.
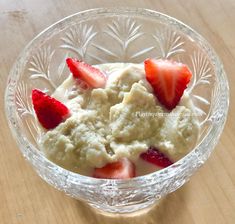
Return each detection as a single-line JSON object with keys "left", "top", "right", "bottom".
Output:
{"left": 5, "top": 8, "right": 229, "bottom": 213}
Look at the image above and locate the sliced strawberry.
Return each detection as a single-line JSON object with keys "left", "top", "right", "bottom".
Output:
{"left": 66, "top": 58, "right": 106, "bottom": 88}
{"left": 32, "top": 89, "right": 70, "bottom": 129}
{"left": 93, "top": 158, "right": 136, "bottom": 179}
{"left": 140, "top": 147, "right": 173, "bottom": 168}
{"left": 144, "top": 59, "right": 192, "bottom": 110}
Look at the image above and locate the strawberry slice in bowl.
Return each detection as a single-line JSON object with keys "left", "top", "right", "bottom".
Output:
{"left": 93, "top": 158, "right": 136, "bottom": 179}
{"left": 140, "top": 147, "right": 173, "bottom": 168}
{"left": 32, "top": 89, "right": 70, "bottom": 130}
{"left": 66, "top": 58, "right": 106, "bottom": 88}
{"left": 144, "top": 59, "right": 192, "bottom": 110}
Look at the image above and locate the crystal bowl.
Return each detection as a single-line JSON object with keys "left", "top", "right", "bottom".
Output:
{"left": 5, "top": 8, "right": 229, "bottom": 213}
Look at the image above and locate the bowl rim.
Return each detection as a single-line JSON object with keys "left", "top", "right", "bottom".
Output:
{"left": 5, "top": 7, "right": 229, "bottom": 186}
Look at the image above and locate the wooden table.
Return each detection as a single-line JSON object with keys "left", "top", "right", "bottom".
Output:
{"left": 1, "top": 0, "right": 234, "bottom": 223}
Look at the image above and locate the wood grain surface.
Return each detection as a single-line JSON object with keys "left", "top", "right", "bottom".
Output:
{"left": 1, "top": 0, "right": 234, "bottom": 223}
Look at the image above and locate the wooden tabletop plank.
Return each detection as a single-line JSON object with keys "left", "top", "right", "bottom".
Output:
{"left": 1, "top": 0, "right": 234, "bottom": 223}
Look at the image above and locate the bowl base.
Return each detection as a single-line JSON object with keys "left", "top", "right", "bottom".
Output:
{"left": 88, "top": 199, "right": 162, "bottom": 214}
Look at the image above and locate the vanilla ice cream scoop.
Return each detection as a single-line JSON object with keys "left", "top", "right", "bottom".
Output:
{"left": 40, "top": 63, "right": 199, "bottom": 176}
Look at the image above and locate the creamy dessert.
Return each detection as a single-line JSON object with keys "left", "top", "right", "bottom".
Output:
{"left": 32, "top": 58, "right": 199, "bottom": 178}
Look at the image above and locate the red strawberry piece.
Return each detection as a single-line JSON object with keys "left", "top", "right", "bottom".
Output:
{"left": 144, "top": 59, "right": 192, "bottom": 110}
{"left": 140, "top": 147, "right": 173, "bottom": 168}
{"left": 93, "top": 158, "right": 136, "bottom": 179}
{"left": 66, "top": 58, "right": 106, "bottom": 88}
{"left": 32, "top": 89, "right": 70, "bottom": 129}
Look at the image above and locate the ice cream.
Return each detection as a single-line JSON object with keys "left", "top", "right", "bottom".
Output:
{"left": 39, "top": 62, "right": 199, "bottom": 176}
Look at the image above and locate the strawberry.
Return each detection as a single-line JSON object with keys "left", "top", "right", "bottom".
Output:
{"left": 32, "top": 89, "right": 70, "bottom": 129}
{"left": 93, "top": 158, "right": 136, "bottom": 179}
{"left": 66, "top": 58, "right": 106, "bottom": 88}
{"left": 140, "top": 147, "right": 173, "bottom": 168}
{"left": 144, "top": 59, "right": 192, "bottom": 110}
